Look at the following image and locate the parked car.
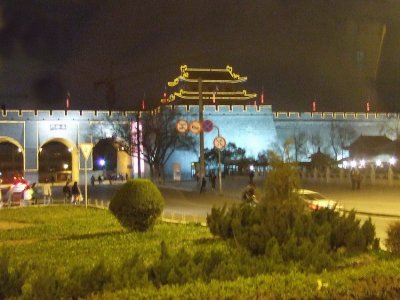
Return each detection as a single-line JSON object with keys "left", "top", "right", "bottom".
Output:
{"left": 297, "top": 189, "right": 343, "bottom": 212}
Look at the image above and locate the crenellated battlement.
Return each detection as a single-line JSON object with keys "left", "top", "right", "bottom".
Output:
{"left": 0, "top": 109, "right": 139, "bottom": 120}
{"left": 1, "top": 106, "right": 398, "bottom": 121}
{"left": 274, "top": 111, "right": 399, "bottom": 120}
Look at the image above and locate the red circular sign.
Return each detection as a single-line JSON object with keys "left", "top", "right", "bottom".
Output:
{"left": 202, "top": 119, "right": 213, "bottom": 133}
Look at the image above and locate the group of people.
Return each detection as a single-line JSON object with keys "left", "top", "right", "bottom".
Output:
{"left": 63, "top": 181, "right": 82, "bottom": 204}
{"left": 90, "top": 173, "right": 129, "bottom": 186}
{"left": 350, "top": 168, "right": 362, "bottom": 190}
{"left": 198, "top": 172, "right": 217, "bottom": 193}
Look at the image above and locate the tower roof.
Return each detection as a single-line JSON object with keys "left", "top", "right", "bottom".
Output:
{"left": 162, "top": 65, "right": 257, "bottom": 104}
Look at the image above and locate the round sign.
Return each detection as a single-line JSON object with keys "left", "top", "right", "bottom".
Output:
{"left": 189, "top": 120, "right": 201, "bottom": 134}
{"left": 176, "top": 119, "right": 189, "bottom": 133}
{"left": 202, "top": 119, "right": 213, "bottom": 133}
{"left": 213, "top": 136, "right": 226, "bottom": 149}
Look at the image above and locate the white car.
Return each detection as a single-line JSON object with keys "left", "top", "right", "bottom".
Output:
{"left": 297, "top": 189, "right": 343, "bottom": 212}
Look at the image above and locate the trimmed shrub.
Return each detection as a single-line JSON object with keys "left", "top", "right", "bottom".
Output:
{"left": 386, "top": 221, "right": 400, "bottom": 255}
{"left": 109, "top": 179, "right": 164, "bottom": 231}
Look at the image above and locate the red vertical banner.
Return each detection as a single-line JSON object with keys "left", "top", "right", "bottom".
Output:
{"left": 366, "top": 102, "right": 370, "bottom": 112}
{"left": 66, "top": 91, "right": 70, "bottom": 109}
{"left": 312, "top": 101, "right": 317, "bottom": 112}
{"left": 261, "top": 92, "right": 264, "bottom": 104}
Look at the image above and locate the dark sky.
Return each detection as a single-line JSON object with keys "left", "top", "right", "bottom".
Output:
{"left": 0, "top": 0, "right": 399, "bottom": 112}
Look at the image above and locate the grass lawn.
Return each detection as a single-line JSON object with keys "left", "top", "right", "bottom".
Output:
{"left": 1, "top": 205, "right": 400, "bottom": 299}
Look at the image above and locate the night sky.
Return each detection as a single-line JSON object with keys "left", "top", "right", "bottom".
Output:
{"left": 0, "top": 0, "right": 399, "bottom": 112}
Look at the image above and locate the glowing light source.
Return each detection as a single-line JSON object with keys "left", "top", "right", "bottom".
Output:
{"left": 350, "top": 160, "right": 357, "bottom": 168}
{"left": 376, "top": 159, "right": 382, "bottom": 167}
{"left": 343, "top": 161, "right": 348, "bottom": 168}
{"left": 18, "top": 148, "right": 22, "bottom": 153}
{"left": 68, "top": 147, "right": 73, "bottom": 152}
{"left": 389, "top": 157, "right": 397, "bottom": 165}
{"left": 98, "top": 159, "right": 106, "bottom": 167}
{"left": 63, "top": 163, "right": 69, "bottom": 170}
{"left": 359, "top": 159, "right": 366, "bottom": 168}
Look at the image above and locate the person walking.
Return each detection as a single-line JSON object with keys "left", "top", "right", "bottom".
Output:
{"left": 71, "top": 181, "right": 82, "bottom": 205}
{"left": 42, "top": 179, "right": 52, "bottom": 205}
{"left": 200, "top": 176, "right": 207, "bottom": 193}
{"left": 63, "top": 182, "right": 72, "bottom": 204}
{"left": 210, "top": 172, "right": 217, "bottom": 191}
{"left": 90, "top": 175, "right": 95, "bottom": 186}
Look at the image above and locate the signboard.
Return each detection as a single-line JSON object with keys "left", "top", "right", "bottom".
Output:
{"left": 189, "top": 120, "right": 201, "bottom": 134}
{"left": 80, "top": 143, "right": 93, "bottom": 160}
{"left": 213, "top": 136, "right": 226, "bottom": 150}
{"left": 176, "top": 119, "right": 189, "bottom": 133}
{"left": 202, "top": 119, "right": 213, "bottom": 133}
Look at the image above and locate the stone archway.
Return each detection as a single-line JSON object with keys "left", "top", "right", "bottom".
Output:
{"left": 39, "top": 138, "right": 79, "bottom": 183}
{"left": 92, "top": 138, "right": 131, "bottom": 179}
{"left": 0, "top": 137, "right": 24, "bottom": 183}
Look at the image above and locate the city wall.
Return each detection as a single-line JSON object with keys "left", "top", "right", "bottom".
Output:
{"left": 0, "top": 106, "right": 398, "bottom": 181}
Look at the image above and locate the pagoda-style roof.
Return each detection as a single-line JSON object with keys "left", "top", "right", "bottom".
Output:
{"left": 168, "top": 65, "right": 248, "bottom": 87}
{"left": 162, "top": 65, "right": 257, "bottom": 104}
{"left": 348, "top": 135, "right": 399, "bottom": 158}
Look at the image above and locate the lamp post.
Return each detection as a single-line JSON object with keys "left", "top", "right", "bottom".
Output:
{"left": 198, "top": 78, "right": 205, "bottom": 179}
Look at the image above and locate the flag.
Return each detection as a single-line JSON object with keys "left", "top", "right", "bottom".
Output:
{"left": 141, "top": 92, "right": 146, "bottom": 110}
{"left": 261, "top": 87, "right": 264, "bottom": 104}
{"left": 66, "top": 91, "right": 71, "bottom": 109}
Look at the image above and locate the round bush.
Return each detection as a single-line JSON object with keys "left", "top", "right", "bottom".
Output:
{"left": 109, "top": 179, "right": 164, "bottom": 231}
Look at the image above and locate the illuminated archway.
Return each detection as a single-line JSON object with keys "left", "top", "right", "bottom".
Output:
{"left": 93, "top": 138, "right": 118, "bottom": 173}
{"left": 38, "top": 138, "right": 78, "bottom": 183}
{"left": 93, "top": 138, "right": 131, "bottom": 178}
{"left": 0, "top": 137, "right": 24, "bottom": 183}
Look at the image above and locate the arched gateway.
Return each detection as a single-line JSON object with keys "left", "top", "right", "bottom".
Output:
{"left": 0, "top": 110, "right": 139, "bottom": 184}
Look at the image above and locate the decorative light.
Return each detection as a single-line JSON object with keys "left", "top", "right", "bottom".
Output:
{"left": 350, "top": 160, "right": 357, "bottom": 168}
{"left": 376, "top": 159, "right": 382, "bottom": 167}
{"left": 359, "top": 159, "right": 366, "bottom": 168}
{"left": 68, "top": 147, "right": 73, "bottom": 152}
{"left": 98, "top": 159, "right": 106, "bottom": 167}
{"left": 63, "top": 163, "right": 69, "bottom": 170}
{"left": 18, "top": 148, "right": 22, "bottom": 153}
{"left": 343, "top": 161, "right": 348, "bottom": 169}
{"left": 389, "top": 157, "right": 397, "bottom": 165}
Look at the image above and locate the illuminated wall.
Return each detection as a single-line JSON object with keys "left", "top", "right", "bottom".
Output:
{"left": 0, "top": 107, "right": 398, "bottom": 182}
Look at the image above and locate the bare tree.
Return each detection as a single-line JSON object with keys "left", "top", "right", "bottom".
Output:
{"left": 139, "top": 106, "right": 197, "bottom": 180}
{"left": 93, "top": 107, "right": 197, "bottom": 180}
{"left": 291, "top": 130, "right": 308, "bottom": 162}
{"left": 380, "top": 115, "right": 400, "bottom": 140}
{"left": 310, "top": 131, "right": 324, "bottom": 154}
{"left": 329, "top": 122, "right": 358, "bottom": 161}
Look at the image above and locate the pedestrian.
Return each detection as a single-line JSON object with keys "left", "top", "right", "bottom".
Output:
{"left": 31, "top": 182, "right": 39, "bottom": 205}
{"left": 249, "top": 170, "right": 255, "bottom": 183}
{"left": 200, "top": 176, "right": 207, "bottom": 193}
{"left": 42, "top": 179, "right": 52, "bottom": 205}
{"left": 98, "top": 175, "right": 102, "bottom": 184}
{"left": 91, "top": 175, "right": 95, "bottom": 186}
{"left": 125, "top": 173, "right": 129, "bottom": 181}
{"left": 71, "top": 181, "right": 82, "bottom": 205}
{"left": 355, "top": 168, "right": 361, "bottom": 190}
{"left": 350, "top": 168, "right": 361, "bottom": 190}
{"left": 51, "top": 175, "right": 55, "bottom": 186}
{"left": 63, "top": 182, "right": 72, "bottom": 204}
{"left": 211, "top": 172, "right": 217, "bottom": 191}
